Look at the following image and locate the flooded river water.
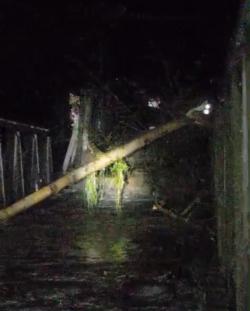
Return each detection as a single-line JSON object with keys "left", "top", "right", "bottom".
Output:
{"left": 0, "top": 192, "right": 225, "bottom": 310}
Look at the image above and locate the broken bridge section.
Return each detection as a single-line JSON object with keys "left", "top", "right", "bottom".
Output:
{"left": 0, "top": 118, "right": 53, "bottom": 206}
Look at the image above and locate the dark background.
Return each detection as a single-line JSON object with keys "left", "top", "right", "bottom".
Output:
{"left": 0, "top": 0, "right": 240, "bottom": 127}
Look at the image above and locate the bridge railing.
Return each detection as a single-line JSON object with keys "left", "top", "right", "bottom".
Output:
{"left": 0, "top": 118, "right": 53, "bottom": 206}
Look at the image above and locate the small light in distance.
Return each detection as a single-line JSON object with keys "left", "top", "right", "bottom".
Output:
{"left": 202, "top": 100, "right": 212, "bottom": 115}
{"left": 203, "top": 109, "right": 210, "bottom": 115}
{"left": 148, "top": 98, "right": 161, "bottom": 109}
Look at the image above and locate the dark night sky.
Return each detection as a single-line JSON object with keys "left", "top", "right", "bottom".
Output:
{"left": 0, "top": 0, "right": 240, "bottom": 127}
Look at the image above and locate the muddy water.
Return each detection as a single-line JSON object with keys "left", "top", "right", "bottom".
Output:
{"left": 0, "top": 193, "right": 214, "bottom": 310}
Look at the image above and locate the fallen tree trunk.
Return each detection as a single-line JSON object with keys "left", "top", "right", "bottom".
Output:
{"left": 0, "top": 116, "right": 193, "bottom": 222}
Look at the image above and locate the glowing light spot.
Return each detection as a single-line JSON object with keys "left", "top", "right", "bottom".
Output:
{"left": 148, "top": 98, "right": 160, "bottom": 109}
{"left": 205, "top": 103, "right": 211, "bottom": 110}
{"left": 203, "top": 109, "right": 210, "bottom": 115}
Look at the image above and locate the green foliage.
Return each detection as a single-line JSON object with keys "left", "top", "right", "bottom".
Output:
{"left": 84, "top": 173, "right": 98, "bottom": 209}
{"left": 110, "top": 238, "right": 129, "bottom": 262}
{"left": 83, "top": 160, "right": 129, "bottom": 211}
{"left": 110, "top": 160, "right": 129, "bottom": 210}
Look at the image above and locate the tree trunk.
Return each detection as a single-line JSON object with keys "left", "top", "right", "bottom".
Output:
{"left": 62, "top": 119, "right": 79, "bottom": 173}
{"left": 62, "top": 90, "right": 94, "bottom": 173}
{"left": 76, "top": 89, "right": 93, "bottom": 166}
{"left": 0, "top": 116, "right": 192, "bottom": 222}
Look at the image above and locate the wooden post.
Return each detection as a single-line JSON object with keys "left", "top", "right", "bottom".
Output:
{"left": 19, "top": 133, "right": 25, "bottom": 197}
{"left": 4, "top": 131, "right": 14, "bottom": 203}
{"left": 13, "top": 131, "right": 25, "bottom": 199}
{"left": 0, "top": 141, "right": 6, "bottom": 207}
{"left": 31, "top": 134, "right": 40, "bottom": 191}
{"left": 45, "top": 136, "right": 53, "bottom": 184}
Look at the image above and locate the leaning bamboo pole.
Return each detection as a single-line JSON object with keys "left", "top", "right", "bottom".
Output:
{"left": 0, "top": 116, "right": 193, "bottom": 222}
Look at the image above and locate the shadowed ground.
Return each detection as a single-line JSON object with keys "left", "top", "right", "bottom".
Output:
{"left": 0, "top": 192, "right": 231, "bottom": 310}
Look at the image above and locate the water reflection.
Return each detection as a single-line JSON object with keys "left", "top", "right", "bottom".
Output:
{"left": 74, "top": 214, "right": 136, "bottom": 264}
{"left": 0, "top": 195, "right": 216, "bottom": 310}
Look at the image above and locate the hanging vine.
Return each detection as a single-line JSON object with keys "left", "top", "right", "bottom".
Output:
{"left": 110, "top": 160, "right": 129, "bottom": 210}
{"left": 83, "top": 160, "right": 129, "bottom": 211}
{"left": 84, "top": 172, "right": 98, "bottom": 209}
{"left": 84, "top": 169, "right": 106, "bottom": 210}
